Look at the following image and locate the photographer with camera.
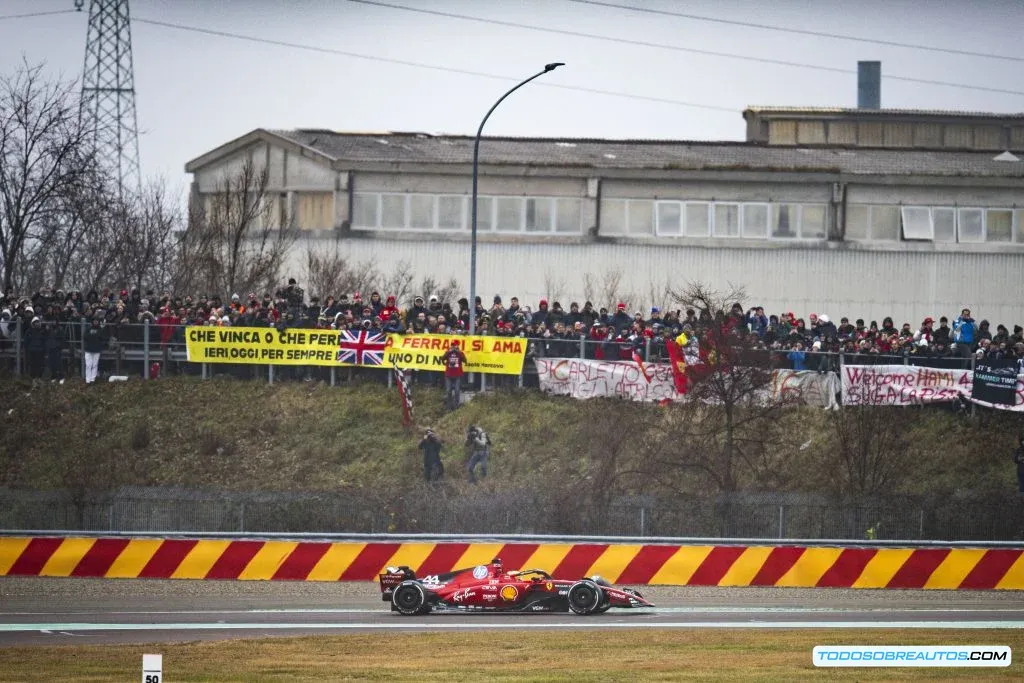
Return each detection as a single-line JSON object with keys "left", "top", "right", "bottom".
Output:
{"left": 465, "top": 424, "right": 491, "bottom": 484}
{"left": 418, "top": 429, "right": 444, "bottom": 482}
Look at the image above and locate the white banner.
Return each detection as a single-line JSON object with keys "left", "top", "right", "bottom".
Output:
{"left": 770, "top": 370, "right": 841, "bottom": 409}
{"left": 535, "top": 359, "right": 842, "bottom": 407}
{"left": 842, "top": 364, "right": 1024, "bottom": 409}
{"left": 535, "top": 358, "right": 679, "bottom": 402}
{"left": 842, "top": 364, "right": 973, "bottom": 405}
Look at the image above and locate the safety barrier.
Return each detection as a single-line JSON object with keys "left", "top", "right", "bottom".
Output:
{"left": 2, "top": 535, "right": 1023, "bottom": 589}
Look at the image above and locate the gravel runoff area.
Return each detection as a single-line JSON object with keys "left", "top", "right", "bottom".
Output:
{"left": 2, "top": 578, "right": 1023, "bottom": 611}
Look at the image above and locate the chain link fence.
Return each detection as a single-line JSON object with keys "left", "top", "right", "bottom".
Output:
{"left": 1, "top": 487, "right": 1021, "bottom": 541}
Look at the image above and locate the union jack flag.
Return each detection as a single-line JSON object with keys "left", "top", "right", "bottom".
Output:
{"left": 336, "top": 329, "right": 387, "bottom": 365}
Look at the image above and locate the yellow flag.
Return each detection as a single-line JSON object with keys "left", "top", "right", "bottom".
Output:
{"left": 675, "top": 332, "right": 688, "bottom": 347}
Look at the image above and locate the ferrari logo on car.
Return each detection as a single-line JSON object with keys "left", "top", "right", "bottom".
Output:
{"left": 546, "top": 581, "right": 554, "bottom": 591}
{"left": 500, "top": 585, "right": 519, "bottom": 601}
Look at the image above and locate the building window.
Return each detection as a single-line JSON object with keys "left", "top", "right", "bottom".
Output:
{"left": 851, "top": 204, "right": 1022, "bottom": 244}
{"left": 986, "top": 209, "right": 1013, "bottom": 243}
{"left": 846, "top": 205, "right": 898, "bottom": 241}
{"left": 496, "top": 197, "right": 522, "bottom": 232}
{"left": 742, "top": 203, "right": 769, "bottom": 238}
{"left": 475, "top": 197, "right": 494, "bottom": 231}
{"left": 437, "top": 195, "right": 464, "bottom": 230}
{"left": 901, "top": 206, "right": 933, "bottom": 240}
{"left": 801, "top": 204, "right": 827, "bottom": 239}
{"left": 845, "top": 205, "right": 868, "bottom": 240}
{"left": 933, "top": 208, "right": 956, "bottom": 242}
{"left": 871, "top": 206, "right": 900, "bottom": 241}
{"left": 713, "top": 203, "right": 740, "bottom": 237}
{"left": 296, "top": 192, "right": 334, "bottom": 230}
{"left": 627, "top": 200, "right": 653, "bottom": 235}
{"left": 525, "top": 197, "right": 553, "bottom": 232}
{"left": 600, "top": 199, "right": 626, "bottom": 234}
{"left": 352, "top": 193, "right": 379, "bottom": 228}
{"left": 958, "top": 208, "right": 984, "bottom": 243}
{"left": 1017, "top": 209, "right": 1024, "bottom": 243}
{"left": 772, "top": 204, "right": 798, "bottom": 238}
{"left": 684, "top": 202, "right": 710, "bottom": 237}
{"left": 409, "top": 194, "right": 435, "bottom": 229}
{"left": 655, "top": 201, "right": 682, "bottom": 236}
{"left": 380, "top": 193, "right": 407, "bottom": 229}
{"left": 555, "top": 198, "right": 582, "bottom": 233}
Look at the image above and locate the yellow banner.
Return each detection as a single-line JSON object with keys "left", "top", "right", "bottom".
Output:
{"left": 184, "top": 327, "right": 526, "bottom": 374}
{"left": 385, "top": 334, "right": 526, "bottom": 375}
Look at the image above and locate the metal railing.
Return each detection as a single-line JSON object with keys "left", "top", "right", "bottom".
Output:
{"left": 0, "top": 487, "right": 1020, "bottom": 541}
{"left": 0, "top": 319, "right": 979, "bottom": 386}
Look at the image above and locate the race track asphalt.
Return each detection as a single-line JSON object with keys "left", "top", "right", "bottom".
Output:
{"left": 2, "top": 578, "right": 1023, "bottom": 645}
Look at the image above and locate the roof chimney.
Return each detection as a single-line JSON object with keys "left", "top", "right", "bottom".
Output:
{"left": 858, "top": 61, "right": 881, "bottom": 109}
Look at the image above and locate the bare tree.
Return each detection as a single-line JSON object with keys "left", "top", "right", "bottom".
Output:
{"left": 824, "top": 407, "right": 914, "bottom": 497}
{"left": 375, "top": 259, "right": 415, "bottom": 305}
{"left": 645, "top": 277, "right": 672, "bottom": 316}
{"left": 543, "top": 269, "right": 566, "bottom": 303}
{"left": 417, "top": 275, "right": 460, "bottom": 307}
{"left": 111, "top": 180, "right": 180, "bottom": 292}
{"left": 581, "top": 271, "right": 597, "bottom": 304}
{"left": 175, "top": 158, "right": 295, "bottom": 297}
{"left": 646, "top": 281, "right": 799, "bottom": 493}
{"left": 304, "top": 239, "right": 378, "bottom": 299}
{"left": 599, "top": 268, "right": 624, "bottom": 309}
{"left": 0, "top": 61, "right": 93, "bottom": 292}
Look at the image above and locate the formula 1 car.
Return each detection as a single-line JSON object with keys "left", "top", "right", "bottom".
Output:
{"left": 379, "top": 558, "right": 653, "bottom": 615}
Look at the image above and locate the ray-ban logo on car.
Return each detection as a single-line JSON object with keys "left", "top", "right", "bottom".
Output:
{"left": 453, "top": 590, "right": 476, "bottom": 602}
{"left": 472, "top": 565, "right": 489, "bottom": 579}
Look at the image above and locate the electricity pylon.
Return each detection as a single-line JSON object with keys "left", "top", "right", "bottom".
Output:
{"left": 76, "top": 0, "right": 141, "bottom": 197}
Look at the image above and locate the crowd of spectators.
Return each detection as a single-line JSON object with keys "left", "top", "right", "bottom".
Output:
{"left": 2, "top": 280, "right": 1024, "bottom": 379}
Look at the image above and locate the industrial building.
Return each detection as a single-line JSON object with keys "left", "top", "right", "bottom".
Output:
{"left": 185, "top": 86, "right": 1024, "bottom": 326}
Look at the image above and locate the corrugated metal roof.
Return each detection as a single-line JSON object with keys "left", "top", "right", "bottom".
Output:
{"left": 744, "top": 107, "right": 1024, "bottom": 119}
{"left": 266, "top": 129, "right": 1024, "bottom": 178}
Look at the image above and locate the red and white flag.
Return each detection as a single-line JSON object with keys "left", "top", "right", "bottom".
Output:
{"left": 631, "top": 350, "right": 651, "bottom": 383}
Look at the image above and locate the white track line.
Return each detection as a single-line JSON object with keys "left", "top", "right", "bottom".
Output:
{"left": 5, "top": 607, "right": 1024, "bottom": 617}
{"left": 3, "top": 621, "right": 1024, "bottom": 632}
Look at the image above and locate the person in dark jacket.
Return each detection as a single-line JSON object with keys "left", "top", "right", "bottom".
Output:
{"left": 24, "top": 317, "right": 46, "bottom": 379}
{"left": 83, "top": 317, "right": 109, "bottom": 384}
{"left": 44, "top": 318, "right": 66, "bottom": 381}
{"left": 418, "top": 429, "right": 444, "bottom": 482}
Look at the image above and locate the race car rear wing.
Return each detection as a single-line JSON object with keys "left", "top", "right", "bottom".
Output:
{"left": 378, "top": 566, "right": 416, "bottom": 599}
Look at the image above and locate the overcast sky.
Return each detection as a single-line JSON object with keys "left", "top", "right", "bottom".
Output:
{"left": 1, "top": 0, "right": 1021, "bottom": 200}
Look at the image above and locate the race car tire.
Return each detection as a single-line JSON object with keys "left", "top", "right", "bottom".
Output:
{"left": 392, "top": 582, "right": 428, "bottom": 616}
{"left": 592, "top": 603, "right": 611, "bottom": 614}
{"left": 567, "top": 580, "right": 604, "bottom": 615}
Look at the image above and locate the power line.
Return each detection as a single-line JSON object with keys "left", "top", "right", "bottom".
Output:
{"left": 132, "top": 17, "right": 740, "bottom": 114}
{"left": 347, "top": 0, "right": 1024, "bottom": 98}
{"left": 0, "top": 9, "right": 78, "bottom": 21}
{"left": 566, "top": 0, "right": 1024, "bottom": 64}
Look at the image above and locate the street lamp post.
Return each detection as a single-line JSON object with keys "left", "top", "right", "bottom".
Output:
{"left": 468, "top": 63, "right": 564, "bottom": 338}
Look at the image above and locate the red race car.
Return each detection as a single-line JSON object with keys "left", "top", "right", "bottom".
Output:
{"left": 379, "top": 557, "right": 653, "bottom": 615}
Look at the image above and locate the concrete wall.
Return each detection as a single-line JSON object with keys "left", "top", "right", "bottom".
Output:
{"left": 289, "top": 235, "right": 1024, "bottom": 328}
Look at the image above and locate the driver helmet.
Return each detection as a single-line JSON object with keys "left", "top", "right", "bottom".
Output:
{"left": 491, "top": 557, "right": 503, "bottom": 574}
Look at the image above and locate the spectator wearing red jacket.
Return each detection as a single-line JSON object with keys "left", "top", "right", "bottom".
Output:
{"left": 156, "top": 306, "right": 180, "bottom": 347}
{"left": 380, "top": 295, "right": 399, "bottom": 322}
{"left": 442, "top": 340, "right": 467, "bottom": 411}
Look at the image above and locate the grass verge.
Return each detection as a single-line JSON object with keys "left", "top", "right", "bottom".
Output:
{"left": 0, "top": 629, "right": 1022, "bottom": 682}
